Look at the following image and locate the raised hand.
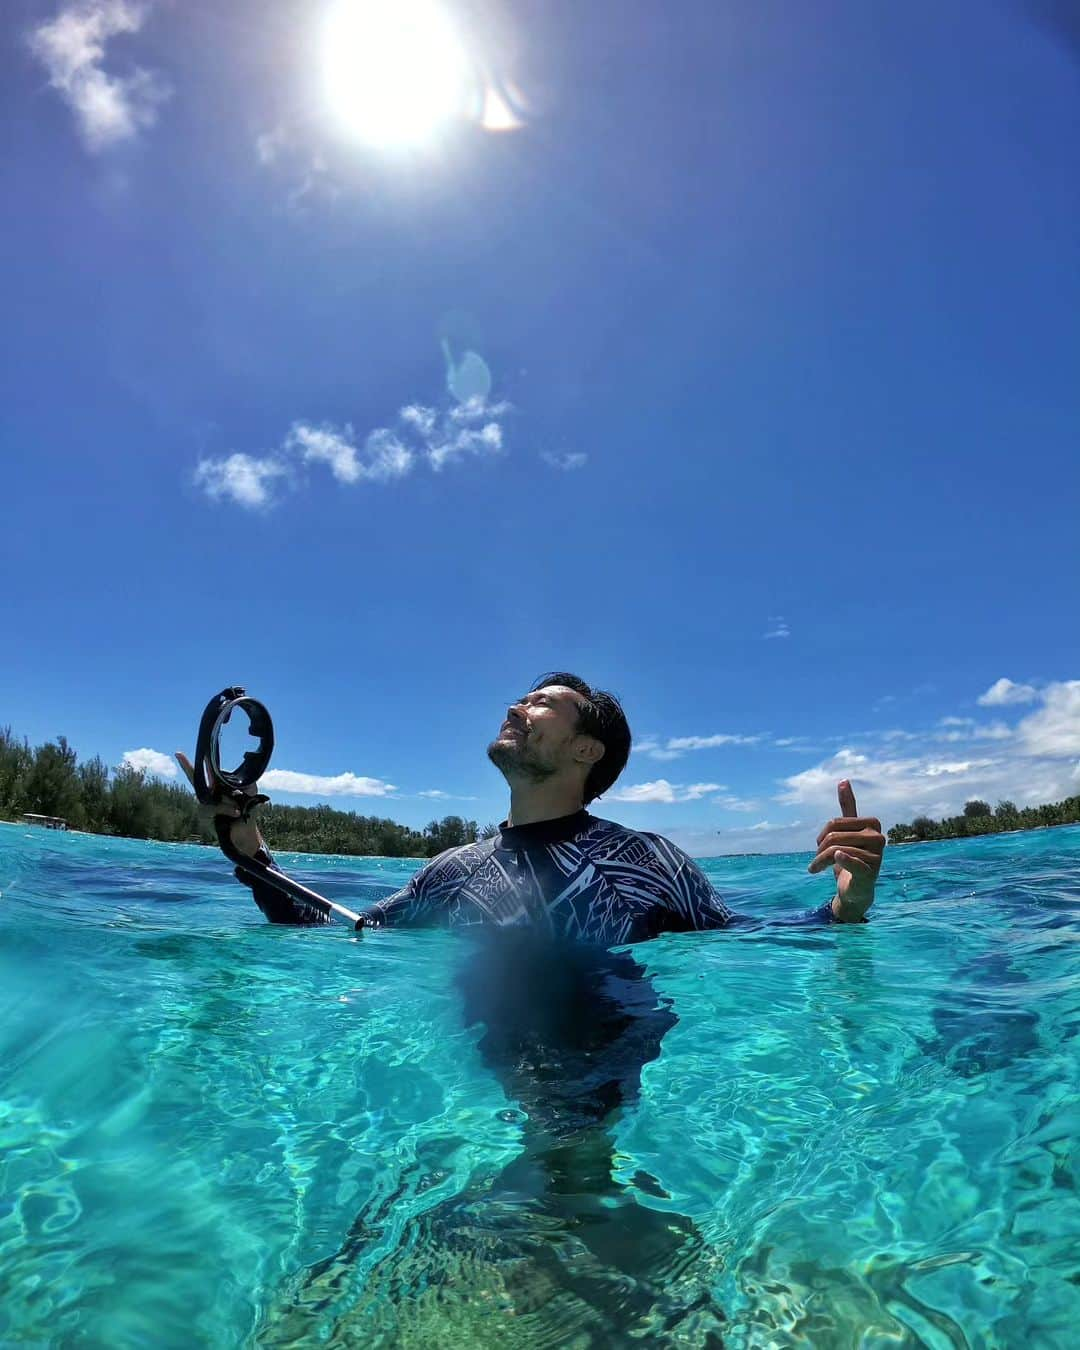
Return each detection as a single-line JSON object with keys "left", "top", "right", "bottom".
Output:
{"left": 807, "top": 780, "right": 885, "bottom": 921}
{"left": 175, "top": 750, "right": 264, "bottom": 859}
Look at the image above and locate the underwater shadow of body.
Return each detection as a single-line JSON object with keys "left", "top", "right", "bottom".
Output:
{"left": 273, "top": 930, "right": 727, "bottom": 1347}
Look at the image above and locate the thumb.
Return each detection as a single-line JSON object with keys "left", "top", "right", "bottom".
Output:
{"left": 175, "top": 751, "right": 196, "bottom": 788}
{"left": 838, "top": 779, "right": 858, "bottom": 818}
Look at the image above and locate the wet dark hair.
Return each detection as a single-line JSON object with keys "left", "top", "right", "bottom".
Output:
{"left": 531, "top": 672, "right": 632, "bottom": 805}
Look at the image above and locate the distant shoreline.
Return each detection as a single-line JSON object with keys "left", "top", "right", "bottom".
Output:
{"left": 890, "top": 820, "right": 1079, "bottom": 845}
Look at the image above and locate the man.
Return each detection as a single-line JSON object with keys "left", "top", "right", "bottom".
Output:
{"left": 177, "top": 674, "right": 885, "bottom": 1338}
{"left": 178, "top": 671, "right": 885, "bottom": 935}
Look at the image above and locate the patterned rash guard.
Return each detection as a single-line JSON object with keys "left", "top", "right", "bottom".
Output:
{"left": 239, "top": 810, "right": 837, "bottom": 943}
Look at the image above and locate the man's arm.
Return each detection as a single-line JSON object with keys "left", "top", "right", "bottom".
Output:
{"left": 176, "top": 749, "right": 331, "bottom": 925}
{"left": 669, "top": 847, "right": 837, "bottom": 931}
{"left": 652, "top": 779, "right": 884, "bottom": 932}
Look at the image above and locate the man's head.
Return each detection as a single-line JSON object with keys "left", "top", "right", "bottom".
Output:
{"left": 487, "top": 672, "right": 632, "bottom": 806}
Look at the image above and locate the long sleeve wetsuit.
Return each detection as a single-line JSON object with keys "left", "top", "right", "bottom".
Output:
{"left": 238, "top": 809, "right": 836, "bottom": 942}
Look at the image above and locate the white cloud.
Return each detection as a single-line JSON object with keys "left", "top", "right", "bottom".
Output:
{"left": 776, "top": 690, "right": 1080, "bottom": 826}
{"left": 417, "top": 789, "right": 478, "bottom": 801}
{"left": 261, "top": 769, "right": 396, "bottom": 798}
{"left": 427, "top": 419, "right": 504, "bottom": 471}
{"left": 121, "top": 747, "right": 177, "bottom": 778}
{"left": 1016, "top": 680, "right": 1080, "bottom": 757}
{"left": 194, "top": 453, "right": 287, "bottom": 509}
{"left": 416, "top": 396, "right": 511, "bottom": 470}
{"left": 977, "top": 677, "right": 1038, "bottom": 707}
{"left": 541, "top": 451, "right": 588, "bottom": 471}
{"left": 400, "top": 404, "right": 438, "bottom": 438}
{"left": 287, "top": 422, "right": 362, "bottom": 483}
{"left": 641, "top": 746, "right": 687, "bottom": 762}
{"left": 196, "top": 396, "right": 513, "bottom": 509}
{"left": 287, "top": 422, "right": 414, "bottom": 485}
{"left": 640, "top": 676, "right": 1079, "bottom": 855}
{"left": 29, "top": 1, "right": 169, "bottom": 151}
{"left": 763, "top": 615, "right": 791, "bottom": 640}
{"left": 937, "top": 721, "right": 1012, "bottom": 743}
{"left": 668, "top": 733, "right": 759, "bottom": 752}
{"left": 923, "top": 759, "right": 992, "bottom": 777}
{"left": 713, "top": 795, "right": 761, "bottom": 812}
{"left": 636, "top": 732, "right": 759, "bottom": 760}
{"left": 449, "top": 395, "right": 512, "bottom": 423}
{"left": 608, "top": 779, "right": 723, "bottom": 804}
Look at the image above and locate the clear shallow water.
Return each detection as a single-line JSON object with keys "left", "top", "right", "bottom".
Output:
{"left": 1, "top": 822, "right": 1077, "bottom": 1348}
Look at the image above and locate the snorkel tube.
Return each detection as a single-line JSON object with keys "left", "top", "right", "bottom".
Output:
{"left": 194, "top": 687, "right": 362, "bottom": 927}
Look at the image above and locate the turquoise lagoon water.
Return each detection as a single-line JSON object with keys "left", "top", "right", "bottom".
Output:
{"left": 1, "top": 820, "right": 1077, "bottom": 1347}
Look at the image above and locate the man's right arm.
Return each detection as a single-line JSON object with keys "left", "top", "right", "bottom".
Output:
{"left": 236, "top": 838, "right": 436, "bottom": 929}
{"left": 176, "top": 750, "right": 331, "bottom": 925}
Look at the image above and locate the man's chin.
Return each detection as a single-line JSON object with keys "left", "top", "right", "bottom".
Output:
{"left": 487, "top": 739, "right": 553, "bottom": 783}
{"left": 487, "top": 739, "right": 519, "bottom": 773}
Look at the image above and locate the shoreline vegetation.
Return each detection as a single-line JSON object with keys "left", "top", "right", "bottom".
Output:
{"left": 5, "top": 728, "right": 1078, "bottom": 860}
{"left": 887, "top": 796, "right": 1080, "bottom": 845}
{"left": 0, "top": 727, "right": 488, "bottom": 859}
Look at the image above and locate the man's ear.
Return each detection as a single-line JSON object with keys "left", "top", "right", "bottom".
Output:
{"left": 574, "top": 736, "right": 605, "bottom": 766}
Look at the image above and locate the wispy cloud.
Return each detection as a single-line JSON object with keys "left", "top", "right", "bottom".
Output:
{"left": 29, "top": 1, "right": 169, "bottom": 152}
{"left": 541, "top": 451, "right": 587, "bottom": 471}
{"left": 937, "top": 721, "right": 1012, "bottom": 743}
{"left": 261, "top": 769, "right": 396, "bottom": 798}
{"left": 426, "top": 395, "right": 512, "bottom": 471}
{"left": 666, "top": 820, "right": 807, "bottom": 857}
{"left": 635, "top": 732, "right": 759, "bottom": 762}
{"left": 193, "top": 453, "right": 288, "bottom": 510}
{"left": 632, "top": 677, "right": 1079, "bottom": 855}
{"left": 287, "top": 422, "right": 414, "bottom": 484}
{"left": 763, "top": 615, "right": 791, "bottom": 640}
{"left": 417, "top": 789, "right": 478, "bottom": 801}
{"left": 777, "top": 680, "right": 1080, "bottom": 823}
{"left": 607, "top": 779, "right": 724, "bottom": 804}
{"left": 713, "top": 794, "right": 762, "bottom": 812}
{"left": 195, "top": 396, "right": 511, "bottom": 509}
{"left": 121, "top": 747, "right": 177, "bottom": 778}
{"left": 977, "top": 677, "right": 1039, "bottom": 707}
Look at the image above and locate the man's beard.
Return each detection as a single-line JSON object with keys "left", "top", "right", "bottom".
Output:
{"left": 487, "top": 737, "right": 557, "bottom": 784}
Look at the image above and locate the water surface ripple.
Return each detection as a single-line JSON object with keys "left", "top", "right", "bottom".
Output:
{"left": 1, "top": 823, "right": 1077, "bottom": 1347}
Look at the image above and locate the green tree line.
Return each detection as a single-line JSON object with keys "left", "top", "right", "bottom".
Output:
{"left": 0, "top": 726, "right": 489, "bottom": 858}
{"left": 888, "top": 795, "right": 1080, "bottom": 845}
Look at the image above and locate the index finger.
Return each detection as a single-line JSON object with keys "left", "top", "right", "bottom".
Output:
{"left": 838, "top": 779, "right": 858, "bottom": 818}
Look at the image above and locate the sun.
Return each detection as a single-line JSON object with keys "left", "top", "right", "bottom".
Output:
{"left": 321, "top": 0, "right": 471, "bottom": 150}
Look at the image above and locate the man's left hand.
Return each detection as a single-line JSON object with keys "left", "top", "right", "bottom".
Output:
{"left": 808, "top": 780, "right": 885, "bottom": 922}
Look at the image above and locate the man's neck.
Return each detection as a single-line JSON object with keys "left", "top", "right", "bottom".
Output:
{"left": 506, "top": 778, "right": 586, "bottom": 827}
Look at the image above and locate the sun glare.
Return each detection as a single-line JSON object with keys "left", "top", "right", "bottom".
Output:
{"left": 321, "top": 0, "right": 470, "bottom": 149}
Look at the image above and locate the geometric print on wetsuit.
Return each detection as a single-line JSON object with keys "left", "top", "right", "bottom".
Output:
{"left": 359, "top": 812, "right": 735, "bottom": 946}
{"left": 237, "top": 808, "right": 838, "bottom": 937}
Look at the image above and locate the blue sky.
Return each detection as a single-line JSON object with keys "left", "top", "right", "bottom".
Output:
{"left": 2, "top": 0, "right": 1078, "bottom": 854}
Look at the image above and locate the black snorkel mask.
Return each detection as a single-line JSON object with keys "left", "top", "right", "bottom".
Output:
{"left": 193, "top": 686, "right": 274, "bottom": 820}
{"left": 193, "top": 687, "right": 362, "bottom": 927}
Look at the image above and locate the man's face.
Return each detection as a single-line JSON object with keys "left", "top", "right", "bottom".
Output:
{"left": 487, "top": 685, "right": 595, "bottom": 783}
